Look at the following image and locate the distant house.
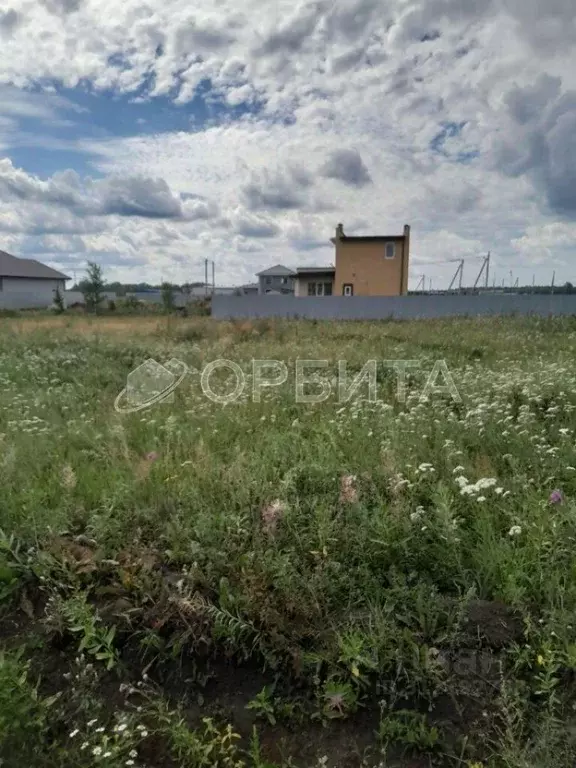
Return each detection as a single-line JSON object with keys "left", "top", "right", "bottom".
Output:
{"left": 331, "top": 223, "right": 410, "bottom": 296}
{"left": 256, "top": 265, "right": 296, "bottom": 295}
{"left": 237, "top": 283, "right": 259, "bottom": 296}
{"left": 254, "top": 224, "right": 411, "bottom": 300}
{"left": 294, "top": 267, "right": 335, "bottom": 296}
{"left": 0, "top": 249, "right": 70, "bottom": 306}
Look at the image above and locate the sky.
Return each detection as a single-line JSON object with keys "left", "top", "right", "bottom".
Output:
{"left": 0, "top": 0, "right": 575, "bottom": 289}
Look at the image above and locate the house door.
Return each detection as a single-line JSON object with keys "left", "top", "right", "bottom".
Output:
{"left": 343, "top": 284, "right": 354, "bottom": 296}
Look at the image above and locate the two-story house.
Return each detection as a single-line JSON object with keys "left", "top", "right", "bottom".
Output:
{"left": 256, "top": 265, "right": 296, "bottom": 295}
{"left": 332, "top": 223, "right": 410, "bottom": 296}
{"left": 292, "top": 223, "right": 410, "bottom": 297}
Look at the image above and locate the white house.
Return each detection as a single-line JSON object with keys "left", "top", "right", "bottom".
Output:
{"left": 0, "top": 249, "right": 70, "bottom": 308}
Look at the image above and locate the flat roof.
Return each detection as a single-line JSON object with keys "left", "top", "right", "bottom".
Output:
{"left": 330, "top": 235, "right": 405, "bottom": 244}
{"left": 296, "top": 266, "right": 336, "bottom": 274}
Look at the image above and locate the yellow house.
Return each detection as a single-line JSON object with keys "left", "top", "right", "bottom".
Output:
{"left": 331, "top": 223, "right": 411, "bottom": 297}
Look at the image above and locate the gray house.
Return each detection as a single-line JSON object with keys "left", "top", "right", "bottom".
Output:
{"left": 256, "top": 265, "right": 296, "bottom": 295}
{"left": 0, "top": 249, "right": 70, "bottom": 308}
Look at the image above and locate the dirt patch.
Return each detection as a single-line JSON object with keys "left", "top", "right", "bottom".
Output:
{"left": 461, "top": 600, "right": 524, "bottom": 649}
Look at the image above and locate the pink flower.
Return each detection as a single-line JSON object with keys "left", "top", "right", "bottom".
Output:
{"left": 549, "top": 489, "right": 563, "bottom": 505}
{"left": 145, "top": 451, "right": 159, "bottom": 462}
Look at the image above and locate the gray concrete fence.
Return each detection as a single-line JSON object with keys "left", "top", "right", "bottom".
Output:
{"left": 212, "top": 294, "right": 576, "bottom": 320}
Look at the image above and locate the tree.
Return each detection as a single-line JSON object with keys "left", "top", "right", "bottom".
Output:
{"left": 80, "top": 262, "right": 105, "bottom": 312}
{"left": 53, "top": 286, "right": 65, "bottom": 314}
{"left": 161, "top": 281, "right": 175, "bottom": 313}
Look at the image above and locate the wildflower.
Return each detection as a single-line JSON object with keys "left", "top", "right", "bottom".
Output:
{"left": 477, "top": 496, "right": 486, "bottom": 503}
{"left": 339, "top": 474, "right": 358, "bottom": 504}
{"left": 87, "top": 719, "right": 98, "bottom": 727}
{"left": 69, "top": 729, "right": 79, "bottom": 738}
{"left": 93, "top": 746, "right": 102, "bottom": 756}
{"left": 103, "top": 753, "right": 112, "bottom": 759}
{"left": 549, "top": 489, "right": 563, "bottom": 505}
{"left": 140, "top": 730, "right": 148, "bottom": 738}
{"left": 453, "top": 466, "right": 465, "bottom": 473}
{"left": 129, "top": 750, "right": 138, "bottom": 758}
{"left": 145, "top": 451, "right": 159, "bottom": 462}
{"left": 126, "top": 762, "right": 135, "bottom": 767}
{"left": 81, "top": 742, "right": 89, "bottom": 750}
{"left": 95, "top": 727, "right": 105, "bottom": 733}
{"left": 509, "top": 526, "right": 522, "bottom": 537}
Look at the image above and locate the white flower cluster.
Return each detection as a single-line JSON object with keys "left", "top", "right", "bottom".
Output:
{"left": 454, "top": 476, "right": 507, "bottom": 498}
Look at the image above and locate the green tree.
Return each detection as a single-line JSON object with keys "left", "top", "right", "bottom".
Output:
{"left": 161, "top": 281, "right": 175, "bottom": 313}
{"left": 80, "top": 262, "right": 105, "bottom": 312}
{"left": 53, "top": 286, "right": 65, "bottom": 314}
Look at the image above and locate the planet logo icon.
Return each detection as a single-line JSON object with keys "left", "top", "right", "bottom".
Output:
{"left": 114, "top": 358, "right": 189, "bottom": 413}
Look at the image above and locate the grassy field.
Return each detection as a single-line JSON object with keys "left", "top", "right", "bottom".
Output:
{"left": 2, "top": 314, "right": 576, "bottom": 767}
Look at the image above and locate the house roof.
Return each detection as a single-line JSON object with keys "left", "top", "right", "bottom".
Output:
{"left": 330, "top": 234, "right": 406, "bottom": 244}
{"left": 256, "top": 264, "right": 296, "bottom": 277}
{"left": 0, "top": 249, "right": 71, "bottom": 280}
{"left": 296, "top": 266, "right": 336, "bottom": 275}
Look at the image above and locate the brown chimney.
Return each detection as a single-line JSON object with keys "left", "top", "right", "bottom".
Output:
{"left": 336, "top": 223, "right": 344, "bottom": 239}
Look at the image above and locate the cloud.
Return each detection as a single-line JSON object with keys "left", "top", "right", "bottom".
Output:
{"left": 0, "top": 9, "right": 20, "bottom": 37}
{"left": 254, "top": 3, "right": 323, "bottom": 55}
{"left": 320, "top": 149, "right": 372, "bottom": 188}
{"left": 231, "top": 210, "right": 280, "bottom": 238}
{"left": 0, "top": 159, "right": 188, "bottom": 220}
{"left": 97, "top": 176, "right": 183, "bottom": 219}
{"left": 241, "top": 165, "right": 313, "bottom": 211}
{"left": 40, "top": 0, "right": 83, "bottom": 14}
{"left": 492, "top": 75, "right": 576, "bottom": 217}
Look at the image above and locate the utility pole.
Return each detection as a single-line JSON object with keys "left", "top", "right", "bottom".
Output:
{"left": 205, "top": 259, "right": 208, "bottom": 297}
{"left": 416, "top": 275, "right": 425, "bottom": 292}
{"left": 485, "top": 252, "right": 490, "bottom": 289}
{"left": 212, "top": 261, "right": 215, "bottom": 295}
{"left": 551, "top": 270, "right": 555, "bottom": 294}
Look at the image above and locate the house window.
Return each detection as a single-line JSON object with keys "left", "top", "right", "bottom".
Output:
{"left": 307, "top": 281, "right": 333, "bottom": 296}
{"left": 385, "top": 242, "right": 395, "bottom": 259}
{"left": 343, "top": 284, "right": 354, "bottom": 296}
{"left": 266, "top": 277, "right": 272, "bottom": 284}
{"left": 0, "top": 278, "right": 3, "bottom": 291}
{"left": 281, "top": 277, "right": 287, "bottom": 284}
